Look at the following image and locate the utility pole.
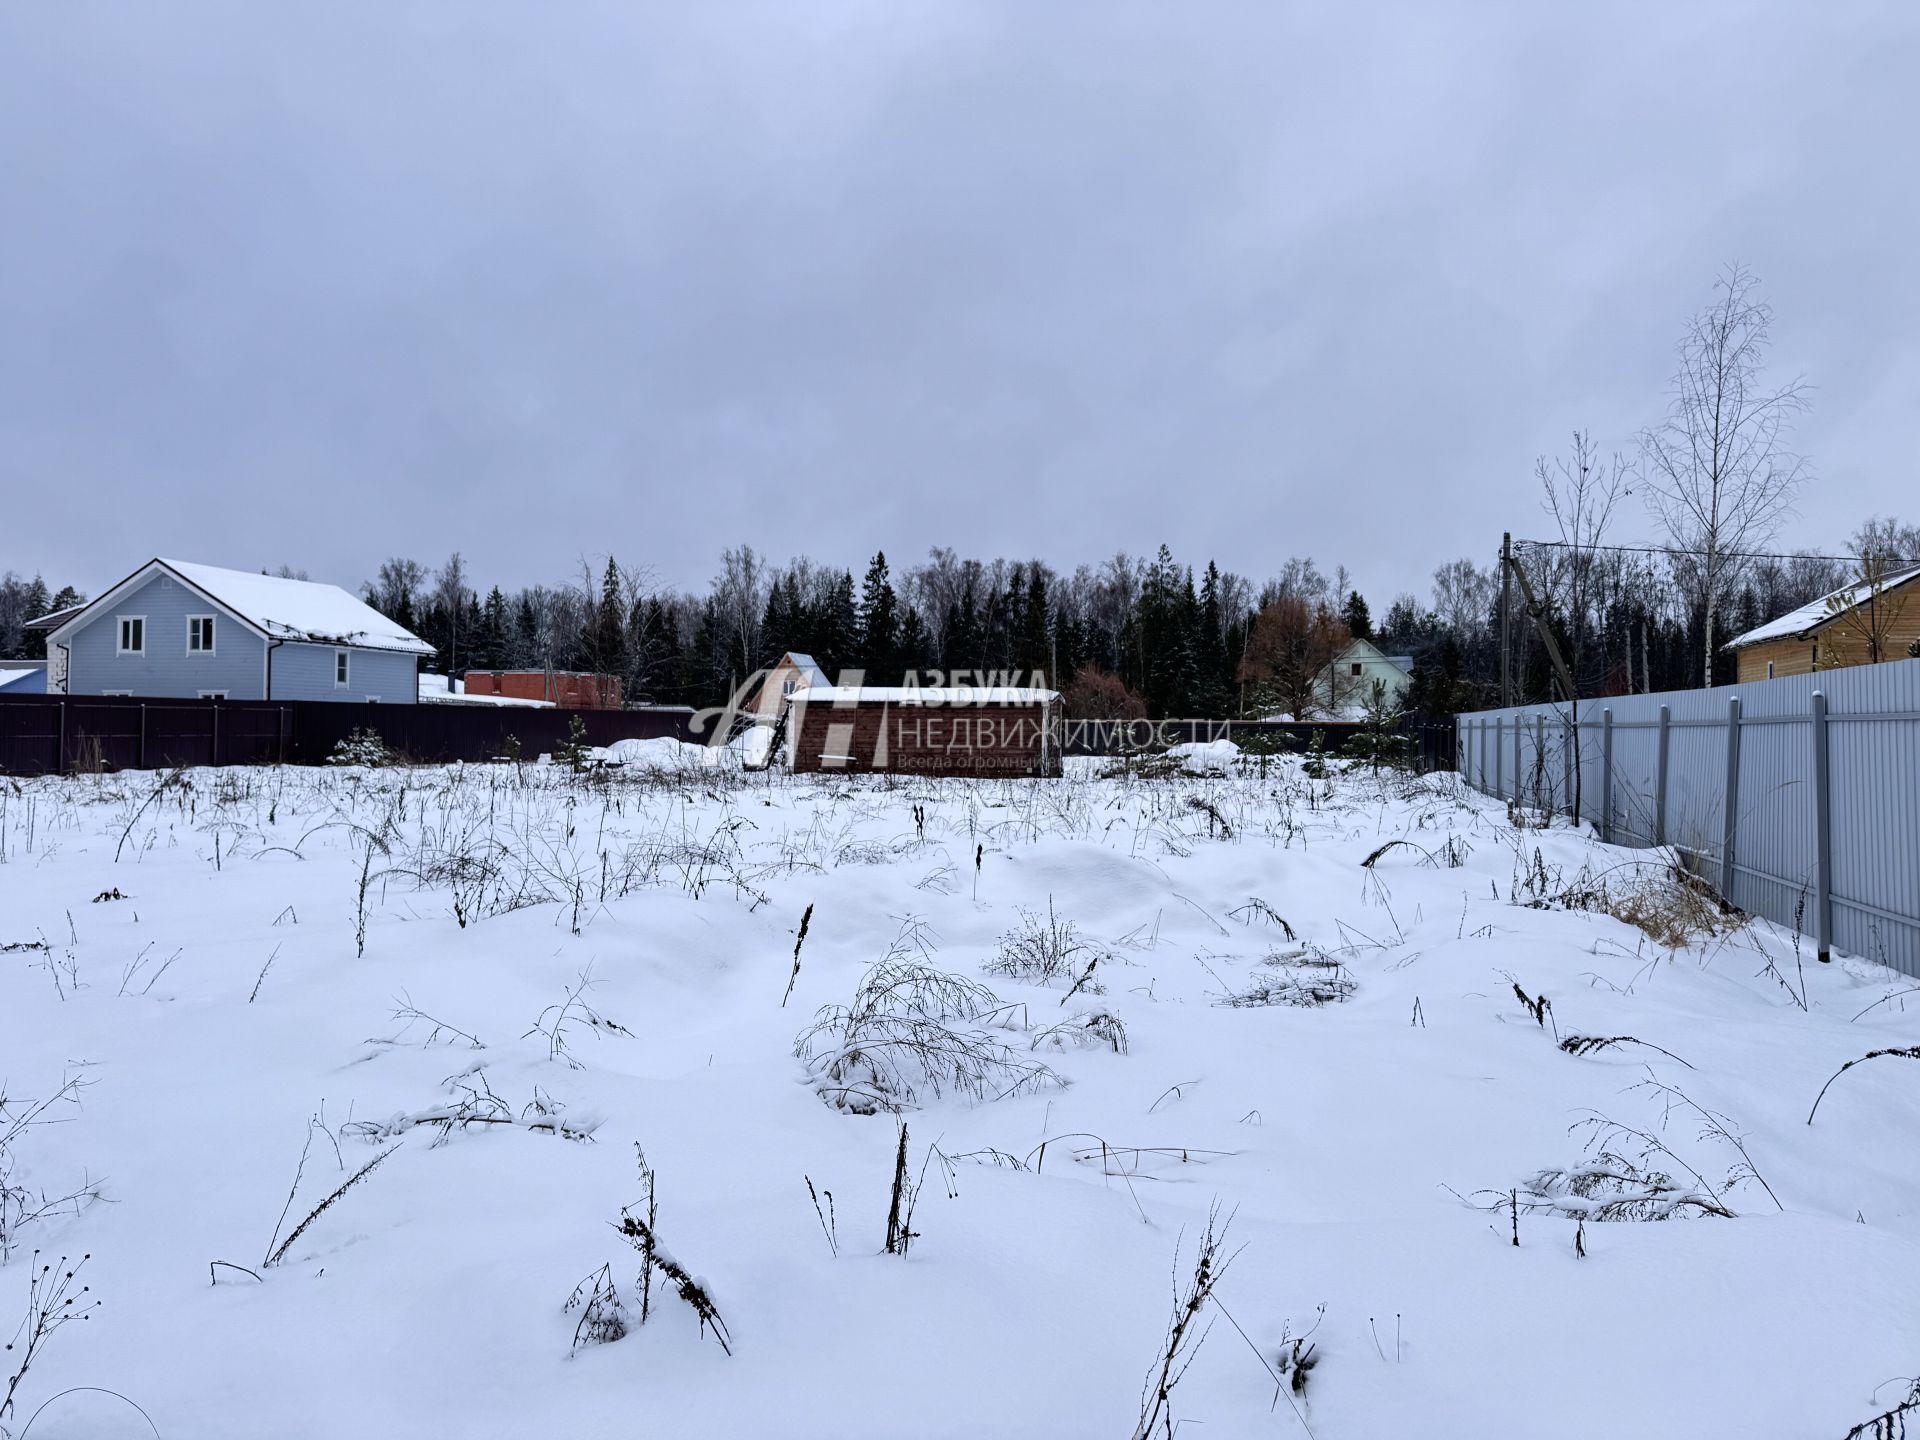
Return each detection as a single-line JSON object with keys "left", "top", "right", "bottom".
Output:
{"left": 1499, "top": 533, "right": 1513, "bottom": 707}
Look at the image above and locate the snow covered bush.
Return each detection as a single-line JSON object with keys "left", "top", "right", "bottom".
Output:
{"left": 794, "top": 920, "right": 1061, "bottom": 1113}
{"left": 327, "top": 728, "right": 392, "bottom": 767}
{"left": 1215, "top": 949, "right": 1354, "bottom": 1008}
{"left": 986, "top": 900, "right": 1106, "bottom": 992}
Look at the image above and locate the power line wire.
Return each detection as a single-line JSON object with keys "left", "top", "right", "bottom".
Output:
{"left": 1511, "top": 537, "right": 1919, "bottom": 566}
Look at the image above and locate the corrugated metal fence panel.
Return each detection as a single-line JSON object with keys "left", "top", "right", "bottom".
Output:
{"left": 1454, "top": 657, "right": 1920, "bottom": 978}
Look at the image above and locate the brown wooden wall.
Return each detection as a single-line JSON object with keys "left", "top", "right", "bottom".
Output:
{"left": 789, "top": 701, "right": 1059, "bottom": 777}
{"left": 1735, "top": 592, "right": 1920, "bottom": 684}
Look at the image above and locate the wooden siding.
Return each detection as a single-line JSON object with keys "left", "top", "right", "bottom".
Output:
{"left": 1735, "top": 584, "right": 1920, "bottom": 684}
{"left": 790, "top": 700, "right": 1058, "bottom": 777}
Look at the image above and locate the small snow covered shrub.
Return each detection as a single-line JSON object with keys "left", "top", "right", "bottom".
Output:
{"left": 327, "top": 728, "right": 391, "bottom": 768}
{"left": 1031, "top": 1010, "right": 1129, "bottom": 1054}
{"left": 563, "top": 1264, "right": 628, "bottom": 1352}
{"left": 553, "top": 714, "right": 592, "bottom": 773}
{"left": 1216, "top": 950, "right": 1354, "bottom": 1008}
{"left": 794, "top": 919, "right": 1062, "bottom": 1113}
{"left": 986, "top": 900, "right": 1105, "bottom": 992}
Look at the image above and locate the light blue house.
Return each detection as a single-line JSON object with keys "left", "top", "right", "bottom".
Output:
{"left": 0, "top": 660, "right": 47, "bottom": 693}
{"left": 35, "top": 558, "right": 432, "bottom": 702}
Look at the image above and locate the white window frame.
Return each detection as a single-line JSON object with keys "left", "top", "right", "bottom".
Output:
{"left": 117, "top": 616, "right": 146, "bottom": 655}
{"left": 197, "top": 689, "right": 228, "bottom": 700}
{"left": 335, "top": 649, "right": 350, "bottom": 687}
{"left": 102, "top": 689, "right": 133, "bottom": 696}
{"left": 188, "top": 614, "right": 217, "bottom": 655}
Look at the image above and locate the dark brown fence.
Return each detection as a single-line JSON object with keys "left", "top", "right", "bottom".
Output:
{"left": 0, "top": 694, "right": 694, "bottom": 776}
{"left": 0, "top": 693, "right": 1458, "bottom": 778}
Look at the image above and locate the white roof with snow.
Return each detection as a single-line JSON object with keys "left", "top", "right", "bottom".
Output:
{"left": 40, "top": 559, "right": 434, "bottom": 656}
{"left": 794, "top": 686, "right": 1060, "bottom": 706}
{"left": 1726, "top": 562, "right": 1920, "bottom": 649}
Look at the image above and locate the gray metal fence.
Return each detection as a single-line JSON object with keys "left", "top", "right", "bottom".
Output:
{"left": 1456, "top": 657, "right": 1920, "bottom": 978}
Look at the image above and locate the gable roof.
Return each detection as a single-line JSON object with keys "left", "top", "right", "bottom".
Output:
{"left": 1726, "top": 562, "right": 1920, "bottom": 650}
{"left": 35, "top": 558, "right": 434, "bottom": 656}
{"left": 779, "top": 652, "right": 830, "bottom": 690}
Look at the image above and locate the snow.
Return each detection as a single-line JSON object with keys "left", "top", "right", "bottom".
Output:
{"left": 1728, "top": 561, "right": 1920, "bottom": 648}
{"left": 1164, "top": 739, "right": 1239, "bottom": 773}
{"left": 3, "top": 758, "right": 1919, "bottom": 1438}
{"left": 158, "top": 559, "right": 435, "bottom": 655}
{"left": 797, "top": 686, "right": 1060, "bottom": 705}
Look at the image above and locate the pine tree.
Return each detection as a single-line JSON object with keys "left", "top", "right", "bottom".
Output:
{"left": 858, "top": 552, "right": 900, "bottom": 682}
{"left": 1343, "top": 590, "right": 1373, "bottom": 642}
{"left": 1194, "top": 562, "right": 1231, "bottom": 717}
{"left": 513, "top": 595, "right": 540, "bottom": 669}
{"left": 898, "top": 606, "right": 930, "bottom": 678}
{"left": 1021, "top": 565, "right": 1051, "bottom": 683}
{"left": 819, "top": 570, "right": 859, "bottom": 678}
{"left": 595, "top": 558, "right": 628, "bottom": 683}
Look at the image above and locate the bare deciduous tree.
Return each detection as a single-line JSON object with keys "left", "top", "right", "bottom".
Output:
{"left": 1640, "top": 264, "right": 1811, "bottom": 687}
{"left": 1535, "top": 429, "right": 1628, "bottom": 692}
{"left": 1238, "top": 595, "right": 1351, "bottom": 720}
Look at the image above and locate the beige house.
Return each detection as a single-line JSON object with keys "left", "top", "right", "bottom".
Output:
{"left": 1316, "top": 638, "right": 1413, "bottom": 715}
{"left": 1727, "top": 562, "right": 1920, "bottom": 682}
{"left": 743, "top": 651, "right": 830, "bottom": 720}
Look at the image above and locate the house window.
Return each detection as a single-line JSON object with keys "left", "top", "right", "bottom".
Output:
{"left": 198, "top": 689, "right": 228, "bottom": 700}
{"left": 335, "top": 650, "right": 350, "bottom": 686}
{"left": 1766, "top": 660, "right": 1774, "bottom": 679}
{"left": 117, "top": 616, "right": 145, "bottom": 654}
{"left": 1350, "top": 663, "right": 1363, "bottom": 676}
{"left": 102, "top": 689, "right": 133, "bottom": 697}
{"left": 188, "top": 615, "right": 216, "bottom": 653}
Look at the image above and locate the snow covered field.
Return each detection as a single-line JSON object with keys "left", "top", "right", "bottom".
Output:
{"left": 3, "top": 750, "right": 1919, "bottom": 1438}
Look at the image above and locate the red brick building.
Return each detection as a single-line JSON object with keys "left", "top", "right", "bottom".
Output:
{"left": 462, "top": 671, "right": 623, "bottom": 709}
{"left": 787, "top": 687, "right": 1061, "bottom": 778}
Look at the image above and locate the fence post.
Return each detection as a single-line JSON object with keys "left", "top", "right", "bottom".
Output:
{"left": 1512, "top": 719, "right": 1522, "bottom": 806}
{"left": 1533, "top": 714, "right": 1545, "bottom": 813}
{"left": 1811, "top": 689, "right": 1832, "bottom": 963}
{"left": 1601, "top": 708, "right": 1614, "bottom": 844}
{"left": 1654, "top": 704, "right": 1671, "bottom": 847}
{"left": 139, "top": 704, "right": 147, "bottom": 771}
{"left": 211, "top": 700, "right": 220, "bottom": 768}
{"left": 1563, "top": 712, "right": 1574, "bottom": 822}
{"left": 1721, "top": 695, "right": 1743, "bottom": 903}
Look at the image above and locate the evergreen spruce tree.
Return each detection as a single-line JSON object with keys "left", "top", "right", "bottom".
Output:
{"left": 595, "top": 558, "right": 628, "bottom": 684}
{"left": 858, "top": 552, "right": 900, "bottom": 682}
{"left": 513, "top": 595, "right": 540, "bottom": 669}
{"left": 819, "top": 570, "right": 859, "bottom": 678}
{"left": 1021, "top": 565, "right": 1051, "bottom": 683}
{"left": 1343, "top": 590, "right": 1373, "bottom": 642}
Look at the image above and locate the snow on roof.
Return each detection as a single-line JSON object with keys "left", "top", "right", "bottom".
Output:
{"left": 1726, "top": 562, "right": 1920, "bottom": 649}
{"left": 795, "top": 686, "right": 1060, "bottom": 706}
{"left": 160, "top": 560, "right": 434, "bottom": 655}
{"left": 0, "top": 667, "right": 44, "bottom": 690}
{"left": 24, "top": 604, "right": 85, "bottom": 630}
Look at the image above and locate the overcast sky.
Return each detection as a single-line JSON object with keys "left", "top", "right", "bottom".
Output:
{"left": 4, "top": 2, "right": 1916, "bottom": 608}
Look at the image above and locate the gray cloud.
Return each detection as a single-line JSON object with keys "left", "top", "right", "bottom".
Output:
{"left": 4, "top": 1, "right": 1916, "bottom": 604}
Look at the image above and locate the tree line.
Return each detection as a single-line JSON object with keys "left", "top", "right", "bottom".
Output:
{"left": 4, "top": 268, "right": 1914, "bottom": 718}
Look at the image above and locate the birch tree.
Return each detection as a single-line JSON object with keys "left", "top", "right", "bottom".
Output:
{"left": 1640, "top": 264, "right": 1811, "bottom": 687}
